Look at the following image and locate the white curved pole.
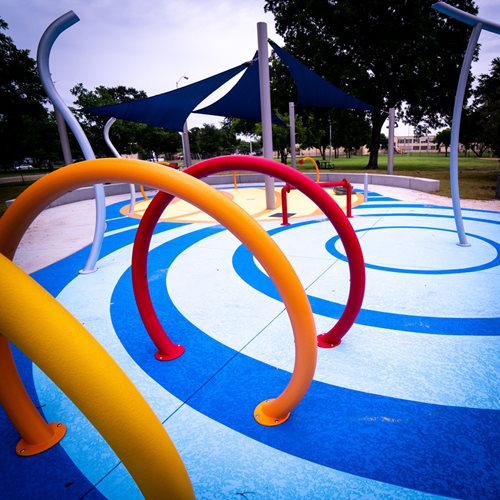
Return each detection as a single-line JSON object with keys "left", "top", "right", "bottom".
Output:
{"left": 448, "top": 22, "right": 482, "bottom": 246}
{"left": 431, "top": 1, "right": 500, "bottom": 246}
{"left": 37, "top": 11, "right": 106, "bottom": 272}
{"left": 104, "top": 118, "right": 136, "bottom": 214}
{"left": 432, "top": 2, "right": 500, "bottom": 35}
{"left": 54, "top": 108, "right": 72, "bottom": 165}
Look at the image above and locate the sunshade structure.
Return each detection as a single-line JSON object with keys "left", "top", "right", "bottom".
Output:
{"left": 84, "top": 42, "right": 374, "bottom": 131}
{"left": 268, "top": 40, "right": 375, "bottom": 111}
{"left": 194, "top": 53, "right": 283, "bottom": 125}
{"left": 84, "top": 61, "right": 250, "bottom": 132}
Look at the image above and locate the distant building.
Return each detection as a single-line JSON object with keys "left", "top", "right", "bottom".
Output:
{"left": 393, "top": 135, "right": 464, "bottom": 154}
{"left": 294, "top": 134, "right": 462, "bottom": 158}
{"left": 394, "top": 135, "right": 438, "bottom": 153}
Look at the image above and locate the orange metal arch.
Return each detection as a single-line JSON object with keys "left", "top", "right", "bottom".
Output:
{"left": 0, "top": 160, "right": 316, "bottom": 471}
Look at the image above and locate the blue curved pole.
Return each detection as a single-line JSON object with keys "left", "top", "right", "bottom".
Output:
{"left": 432, "top": 2, "right": 500, "bottom": 246}
{"left": 103, "top": 118, "right": 136, "bottom": 214}
{"left": 37, "top": 11, "right": 106, "bottom": 272}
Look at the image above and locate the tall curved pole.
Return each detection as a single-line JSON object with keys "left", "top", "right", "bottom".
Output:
{"left": 432, "top": 2, "right": 500, "bottom": 246}
{"left": 257, "top": 22, "right": 276, "bottom": 209}
{"left": 37, "top": 11, "right": 106, "bottom": 272}
{"left": 103, "top": 118, "right": 136, "bottom": 214}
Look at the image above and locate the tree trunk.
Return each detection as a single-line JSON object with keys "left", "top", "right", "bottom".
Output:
{"left": 366, "top": 110, "right": 387, "bottom": 169}
{"left": 280, "top": 149, "right": 288, "bottom": 164}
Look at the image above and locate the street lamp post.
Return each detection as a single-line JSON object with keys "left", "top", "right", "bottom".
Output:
{"left": 176, "top": 76, "right": 192, "bottom": 167}
{"left": 328, "top": 117, "right": 332, "bottom": 163}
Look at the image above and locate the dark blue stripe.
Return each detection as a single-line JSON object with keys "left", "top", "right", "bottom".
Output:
{"left": 326, "top": 226, "right": 500, "bottom": 274}
{"left": 31, "top": 221, "right": 185, "bottom": 296}
{"left": 356, "top": 203, "right": 428, "bottom": 209}
{"left": 110, "top": 226, "right": 500, "bottom": 499}
{"left": 365, "top": 196, "right": 400, "bottom": 202}
{"left": 355, "top": 211, "right": 500, "bottom": 225}
{"left": 355, "top": 203, "right": 500, "bottom": 215}
{"left": 231, "top": 220, "right": 500, "bottom": 336}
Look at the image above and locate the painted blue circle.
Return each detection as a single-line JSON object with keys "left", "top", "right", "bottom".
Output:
{"left": 231, "top": 219, "right": 500, "bottom": 336}
{"left": 325, "top": 226, "right": 500, "bottom": 275}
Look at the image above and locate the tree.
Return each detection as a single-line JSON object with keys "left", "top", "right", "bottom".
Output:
{"left": 189, "top": 123, "right": 239, "bottom": 158}
{"left": 470, "top": 57, "right": 500, "bottom": 157}
{"left": 265, "top": 0, "right": 478, "bottom": 168}
{"left": 226, "top": 118, "right": 263, "bottom": 155}
{"left": 458, "top": 109, "right": 484, "bottom": 157}
{"left": 433, "top": 128, "right": 451, "bottom": 156}
{"left": 331, "top": 109, "right": 371, "bottom": 158}
{"left": 0, "top": 18, "right": 59, "bottom": 169}
{"left": 70, "top": 84, "right": 181, "bottom": 159}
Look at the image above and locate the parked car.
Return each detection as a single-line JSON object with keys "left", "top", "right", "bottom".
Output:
{"left": 15, "top": 164, "right": 34, "bottom": 170}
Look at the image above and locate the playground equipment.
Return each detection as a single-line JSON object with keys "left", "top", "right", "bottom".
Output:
{"left": 298, "top": 156, "right": 320, "bottom": 182}
{"left": 37, "top": 11, "right": 105, "bottom": 273}
{"left": 432, "top": 1, "right": 500, "bottom": 246}
{"left": 281, "top": 179, "right": 353, "bottom": 225}
{"left": 0, "top": 253, "right": 194, "bottom": 498}
{"left": 131, "top": 155, "right": 365, "bottom": 358}
{"left": 0, "top": 161, "right": 319, "bottom": 491}
{"left": 104, "top": 117, "right": 137, "bottom": 214}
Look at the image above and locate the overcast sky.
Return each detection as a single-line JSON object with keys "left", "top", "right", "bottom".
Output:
{"left": 2, "top": 0, "right": 499, "bottom": 133}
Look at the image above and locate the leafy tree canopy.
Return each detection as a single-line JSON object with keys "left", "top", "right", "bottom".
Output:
{"left": 71, "top": 84, "right": 181, "bottom": 158}
{"left": 0, "top": 18, "right": 59, "bottom": 168}
{"left": 189, "top": 122, "right": 240, "bottom": 158}
{"left": 265, "top": 0, "right": 479, "bottom": 167}
{"left": 470, "top": 57, "right": 500, "bottom": 157}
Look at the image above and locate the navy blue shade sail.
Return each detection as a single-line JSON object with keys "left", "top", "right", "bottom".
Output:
{"left": 84, "top": 62, "right": 250, "bottom": 131}
{"left": 269, "top": 40, "right": 375, "bottom": 111}
{"left": 84, "top": 41, "right": 374, "bottom": 132}
{"left": 194, "top": 53, "right": 283, "bottom": 125}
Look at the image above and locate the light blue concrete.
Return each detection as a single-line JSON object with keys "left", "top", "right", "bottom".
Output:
{"left": 7, "top": 196, "right": 499, "bottom": 498}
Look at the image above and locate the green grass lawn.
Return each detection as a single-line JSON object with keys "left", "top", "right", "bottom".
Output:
{"left": 295, "top": 153, "right": 500, "bottom": 200}
{"left": 1, "top": 154, "right": 499, "bottom": 216}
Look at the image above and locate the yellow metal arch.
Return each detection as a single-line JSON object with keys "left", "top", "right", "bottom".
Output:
{"left": 299, "top": 156, "right": 320, "bottom": 182}
{"left": 0, "top": 253, "right": 194, "bottom": 498}
{"left": 0, "top": 158, "right": 317, "bottom": 493}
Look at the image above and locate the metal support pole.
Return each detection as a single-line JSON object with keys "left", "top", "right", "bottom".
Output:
{"left": 37, "top": 11, "right": 106, "bottom": 272}
{"left": 104, "top": 118, "right": 136, "bottom": 214}
{"left": 182, "top": 122, "right": 192, "bottom": 167}
{"left": 387, "top": 107, "right": 395, "bottom": 175}
{"left": 54, "top": 108, "right": 72, "bottom": 165}
{"left": 257, "top": 22, "right": 276, "bottom": 209}
{"left": 289, "top": 102, "right": 296, "bottom": 169}
{"left": 329, "top": 117, "right": 333, "bottom": 163}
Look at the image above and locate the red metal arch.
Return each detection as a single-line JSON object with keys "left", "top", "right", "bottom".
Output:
{"left": 131, "top": 155, "right": 365, "bottom": 359}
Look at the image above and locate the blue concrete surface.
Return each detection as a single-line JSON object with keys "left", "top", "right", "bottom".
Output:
{"left": 1, "top": 192, "right": 499, "bottom": 499}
